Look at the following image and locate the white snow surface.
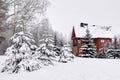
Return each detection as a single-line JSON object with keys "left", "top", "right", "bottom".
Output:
{"left": 1, "top": 56, "right": 120, "bottom": 80}
{"left": 74, "top": 26, "right": 114, "bottom": 38}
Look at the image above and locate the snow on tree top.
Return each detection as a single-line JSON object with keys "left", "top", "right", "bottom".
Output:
{"left": 74, "top": 26, "right": 114, "bottom": 38}
{"left": 10, "top": 31, "right": 35, "bottom": 43}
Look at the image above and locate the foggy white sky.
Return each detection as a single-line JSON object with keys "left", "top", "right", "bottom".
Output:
{"left": 46, "top": 0, "right": 120, "bottom": 38}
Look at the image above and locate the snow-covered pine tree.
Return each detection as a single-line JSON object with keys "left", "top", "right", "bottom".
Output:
{"left": 79, "top": 28, "right": 96, "bottom": 58}
{"left": 1, "top": 31, "right": 52, "bottom": 73}
{"left": 1, "top": 32, "right": 37, "bottom": 73}
{"left": 53, "top": 32, "right": 61, "bottom": 56}
{"left": 58, "top": 34, "right": 74, "bottom": 62}
{"left": 37, "top": 18, "right": 61, "bottom": 61}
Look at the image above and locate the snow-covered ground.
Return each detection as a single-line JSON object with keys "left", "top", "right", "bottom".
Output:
{"left": 0, "top": 56, "right": 120, "bottom": 80}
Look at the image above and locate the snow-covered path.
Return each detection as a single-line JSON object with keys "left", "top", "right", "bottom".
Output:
{"left": 0, "top": 56, "right": 120, "bottom": 80}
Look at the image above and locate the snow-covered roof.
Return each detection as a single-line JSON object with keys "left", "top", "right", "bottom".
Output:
{"left": 74, "top": 26, "right": 113, "bottom": 38}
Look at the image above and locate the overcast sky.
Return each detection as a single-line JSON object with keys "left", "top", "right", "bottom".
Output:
{"left": 46, "top": 0, "right": 120, "bottom": 38}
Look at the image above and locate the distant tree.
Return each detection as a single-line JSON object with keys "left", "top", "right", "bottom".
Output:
{"left": 79, "top": 28, "right": 96, "bottom": 58}
{"left": 68, "top": 33, "right": 73, "bottom": 48}
{"left": 0, "top": 0, "right": 8, "bottom": 30}
{"left": 113, "top": 36, "right": 118, "bottom": 49}
{"left": 30, "top": 24, "right": 40, "bottom": 46}
{"left": 54, "top": 32, "right": 58, "bottom": 46}
{"left": 58, "top": 33, "right": 65, "bottom": 47}
{"left": 0, "top": 0, "right": 10, "bottom": 55}
{"left": 39, "top": 18, "right": 54, "bottom": 47}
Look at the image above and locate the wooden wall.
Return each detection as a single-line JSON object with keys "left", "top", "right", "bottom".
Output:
{"left": 72, "top": 38, "right": 112, "bottom": 56}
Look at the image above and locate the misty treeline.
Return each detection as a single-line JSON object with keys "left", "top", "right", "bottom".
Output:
{"left": 0, "top": 0, "right": 67, "bottom": 55}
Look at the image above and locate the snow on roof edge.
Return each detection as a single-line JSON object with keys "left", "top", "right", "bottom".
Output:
{"left": 74, "top": 26, "right": 114, "bottom": 38}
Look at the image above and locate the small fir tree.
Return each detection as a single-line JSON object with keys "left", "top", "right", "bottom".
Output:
{"left": 97, "top": 42, "right": 109, "bottom": 58}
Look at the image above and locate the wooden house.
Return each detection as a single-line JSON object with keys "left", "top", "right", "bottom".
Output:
{"left": 71, "top": 26, "right": 113, "bottom": 56}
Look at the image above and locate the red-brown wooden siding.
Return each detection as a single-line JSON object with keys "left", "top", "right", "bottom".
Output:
{"left": 72, "top": 38, "right": 112, "bottom": 56}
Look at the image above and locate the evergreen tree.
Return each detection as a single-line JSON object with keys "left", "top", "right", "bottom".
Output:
{"left": 1, "top": 32, "right": 36, "bottom": 73}
{"left": 113, "top": 36, "right": 118, "bottom": 49}
{"left": 59, "top": 40, "right": 64, "bottom": 47}
{"left": 1, "top": 31, "right": 52, "bottom": 73}
{"left": 38, "top": 18, "right": 61, "bottom": 61}
{"left": 79, "top": 28, "right": 96, "bottom": 58}
{"left": 58, "top": 33, "right": 65, "bottom": 47}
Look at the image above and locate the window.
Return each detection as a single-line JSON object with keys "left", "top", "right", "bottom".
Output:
{"left": 101, "top": 39, "right": 111, "bottom": 48}
{"left": 101, "top": 40, "right": 104, "bottom": 43}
